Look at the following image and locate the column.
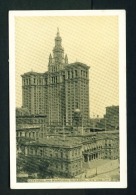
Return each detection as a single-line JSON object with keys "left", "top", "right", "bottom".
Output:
{"left": 96, "top": 153, "right": 98, "bottom": 159}
{"left": 90, "top": 155, "right": 91, "bottom": 162}
{"left": 33, "top": 148, "right": 35, "bottom": 155}
{"left": 87, "top": 155, "right": 89, "bottom": 162}
{"left": 25, "top": 147, "right": 28, "bottom": 156}
{"left": 31, "top": 86, "right": 34, "bottom": 114}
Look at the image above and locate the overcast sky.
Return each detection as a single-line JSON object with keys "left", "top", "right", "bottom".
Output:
{"left": 15, "top": 15, "right": 119, "bottom": 117}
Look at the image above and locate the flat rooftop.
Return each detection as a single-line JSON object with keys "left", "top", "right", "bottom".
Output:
{"left": 16, "top": 124, "right": 40, "bottom": 130}
{"left": 23, "top": 136, "right": 82, "bottom": 148}
{"left": 21, "top": 131, "right": 119, "bottom": 148}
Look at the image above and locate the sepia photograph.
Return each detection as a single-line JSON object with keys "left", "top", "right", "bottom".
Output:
{"left": 9, "top": 10, "right": 126, "bottom": 189}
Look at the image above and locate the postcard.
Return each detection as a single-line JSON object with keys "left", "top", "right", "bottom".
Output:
{"left": 9, "top": 10, "right": 127, "bottom": 189}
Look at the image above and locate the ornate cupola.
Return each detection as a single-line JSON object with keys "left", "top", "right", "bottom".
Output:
{"left": 48, "top": 28, "right": 68, "bottom": 72}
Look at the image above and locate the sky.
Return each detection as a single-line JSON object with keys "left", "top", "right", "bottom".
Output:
{"left": 15, "top": 16, "right": 119, "bottom": 117}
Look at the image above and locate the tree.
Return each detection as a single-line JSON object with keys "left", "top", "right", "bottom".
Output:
{"left": 38, "top": 159, "right": 49, "bottom": 178}
{"left": 17, "top": 154, "right": 49, "bottom": 177}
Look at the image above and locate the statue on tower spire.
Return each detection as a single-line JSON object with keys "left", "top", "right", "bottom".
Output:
{"left": 57, "top": 27, "right": 59, "bottom": 36}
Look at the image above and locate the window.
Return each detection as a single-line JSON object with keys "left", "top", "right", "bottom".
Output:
{"left": 71, "top": 71, "right": 73, "bottom": 78}
{"left": 75, "top": 70, "right": 77, "bottom": 77}
{"left": 68, "top": 71, "right": 70, "bottom": 79}
{"left": 72, "top": 150, "right": 74, "bottom": 156}
{"left": 40, "top": 150, "right": 43, "bottom": 156}
{"left": 45, "top": 78, "right": 47, "bottom": 85}
{"left": 55, "top": 153, "right": 58, "bottom": 157}
{"left": 61, "top": 152, "right": 63, "bottom": 158}
{"left": 63, "top": 75, "right": 65, "bottom": 81}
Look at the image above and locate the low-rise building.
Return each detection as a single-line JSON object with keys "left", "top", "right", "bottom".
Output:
{"left": 20, "top": 137, "right": 83, "bottom": 178}
{"left": 16, "top": 114, "right": 47, "bottom": 138}
{"left": 18, "top": 131, "right": 119, "bottom": 178}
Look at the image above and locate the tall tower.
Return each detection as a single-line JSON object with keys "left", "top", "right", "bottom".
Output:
{"left": 21, "top": 72, "right": 45, "bottom": 115}
{"left": 21, "top": 29, "right": 90, "bottom": 127}
{"left": 64, "top": 62, "right": 90, "bottom": 126}
{"left": 45, "top": 29, "right": 68, "bottom": 125}
{"left": 48, "top": 28, "right": 68, "bottom": 73}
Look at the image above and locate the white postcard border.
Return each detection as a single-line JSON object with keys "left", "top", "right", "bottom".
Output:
{"left": 9, "top": 10, "right": 127, "bottom": 189}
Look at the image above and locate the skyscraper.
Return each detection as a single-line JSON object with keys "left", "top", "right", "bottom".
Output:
{"left": 21, "top": 29, "right": 90, "bottom": 126}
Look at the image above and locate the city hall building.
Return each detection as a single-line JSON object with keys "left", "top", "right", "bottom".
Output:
{"left": 21, "top": 29, "right": 90, "bottom": 126}
{"left": 19, "top": 132, "right": 119, "bottom": 178}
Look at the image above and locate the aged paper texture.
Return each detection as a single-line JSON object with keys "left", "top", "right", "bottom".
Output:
{"left": 9, "top": 10, "right": 127, "bottom": 189}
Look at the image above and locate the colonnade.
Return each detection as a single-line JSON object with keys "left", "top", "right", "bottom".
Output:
{"left": 17, "top": 131, "right": 38, "bottom": 140}
{"left": 84, "top": 151, "right": 105, "bottom": 162}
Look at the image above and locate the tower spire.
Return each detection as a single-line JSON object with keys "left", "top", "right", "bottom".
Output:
{"left": 57, "top": 27, "right": 59, "bottom": 36}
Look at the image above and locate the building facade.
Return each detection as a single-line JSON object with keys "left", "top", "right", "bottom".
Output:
{"left": 21, "top": 138, "right": 83, "bottom": 178}
{"left": 89, "top": 105, "right": 119, "bottom": 130}
{"left": 16, "top": 115, "right": 47, "bottom": 138}
{"left": 21, "top": 29, "right": 90, "bottom": 126}
{"left": 82, "top": 134, "right": 119, "bottom": 162}
{"left": 105, "top": 105, "right": 119, "bottom": 129}
{"left": 19, "top": 132, "right": 119, "bottom": 178}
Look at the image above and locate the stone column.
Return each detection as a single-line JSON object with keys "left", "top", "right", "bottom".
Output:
{"left": 33, "top": 148, "right": 35, "bottom": 155}
{"left": 25, "top": 147, "right": 28, "bottom": 156}
{"left": 90, "top": 155, "right": 91, "bottom": 162}
{"left": 87, "top": 155, "right": 89, "bottom": 162}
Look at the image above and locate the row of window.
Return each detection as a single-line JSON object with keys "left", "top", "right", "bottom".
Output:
{"left": 67, "top": 70, "right": 88, "bottom": 79}
{"left": 17, "top": 131, "right": 38, "bottom": 138}
{"left": 23, "top": 78, "right": 44, "bottom": 85}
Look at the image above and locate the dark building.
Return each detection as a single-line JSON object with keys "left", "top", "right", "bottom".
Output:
{"left": 89, "top": 105, "right": 119, "bottom": 131}
{"left": 104, "top": 105, "right": 119, "bottom": 130}
{"left": 21, "top": 29, "right": 90, "bottom": 126}
{"left": 16, "top": 115, "right": 47, "bottom": 138}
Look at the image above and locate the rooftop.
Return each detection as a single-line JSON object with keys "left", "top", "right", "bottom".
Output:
{"left": 65, "top": 62, "right": 90, "bottom": 69}
{"left": 21, "top": 71, "right": 44, "bottom": 76}
{"left": 21, "top": 131, "right": 119, "bottom": 147}
{"left": 16, "top": 114, "right": 47, "bottom": 118}
{"left": 23, "top": 136, "right": 82, "bottom": 148}
{"left": 16, "top": 124, "right": 40, "bottom": 130}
